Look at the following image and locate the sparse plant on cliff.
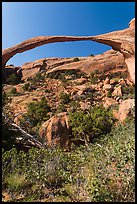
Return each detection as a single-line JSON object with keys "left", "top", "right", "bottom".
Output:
{"left": 29, "top": 72, "right": 45, "bottom": 85}
{"left": 6, "top": 73, "right": 21, "bottom": 85}
{"left": 73, "top": 57, "right": 80, "bottom": 62}
{"left": 22, "top": 83, "right": 31, "bottom": 91}
{"left": 89, "top": 72, "right": 98, "bottom": 84}
{"left": 89, "top": 54, "right": 95, "bottom": 57}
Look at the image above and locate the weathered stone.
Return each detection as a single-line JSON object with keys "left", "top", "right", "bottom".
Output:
{"left": 39, "top": 112, "right": 70, "bottom": 148}
{"left": 110, "top": 78, "right": 118, "bottom": 85}
{"left": 21, "top": 58, "right": 47, "bottom": 81}
{"left": 103, "top": 84, "right": 112, "bottom": 91}
{"left": 103, "top": 77, "right": 110, "bottom": 85}
{"left": 112, "top": 85, "right": 122, "bottom": 96}
{"left": 113, "top": 99, "right": 135, "bottom": 122}
{"left": 103, "top": 97, "right": 118, "bottom": 108}
{"left": 79, "top": 101, "right": 90, "bottom": 110}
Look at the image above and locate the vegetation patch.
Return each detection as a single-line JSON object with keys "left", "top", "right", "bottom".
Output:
{"left": 2, "top": 120, "right": 135, "bottom": 202}
{"left": 69, "top": 105, "right": 115, "bottom": 144}
{"left": 20, "top": 97, "right": 51, "bottom": 134}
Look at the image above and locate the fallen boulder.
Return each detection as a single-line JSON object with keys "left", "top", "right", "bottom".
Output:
{"left": 39, "top": 112, "right": 70, "bottom": 148}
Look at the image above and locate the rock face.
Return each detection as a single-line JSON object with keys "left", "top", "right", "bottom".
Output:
{"left": 113, "top": 99, "right": 135, "bottom": 122}
{"left": 112, "top": 85, "right": 122, "bottom": 97}
{"left": 21, "top": 58, "right": 47, "bottom": 81}
{"left": 2, "top": 18, "right": 135, "bottom": 83}
{"left": 46, "top": 49, "right": 127, "bottom": 76}
{"left": 39, "top": 112, "right": 70, "bottom": 148}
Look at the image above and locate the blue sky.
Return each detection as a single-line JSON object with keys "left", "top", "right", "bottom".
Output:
{"left": 2, "top": 2, "right": 135, "bottom": 66}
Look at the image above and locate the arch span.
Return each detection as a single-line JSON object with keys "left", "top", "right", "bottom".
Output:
{"left": 2, "top": 18, "right": 135, "bottom": 83}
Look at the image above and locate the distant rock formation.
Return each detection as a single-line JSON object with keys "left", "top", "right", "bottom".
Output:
{"left": 2, "top": 18, "right": 135, "bottom": 83}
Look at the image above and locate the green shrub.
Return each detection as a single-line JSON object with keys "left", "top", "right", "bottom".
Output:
{"left": 2, "top": 147, "right": 86, "bottom": 201}
{"left": 6, "top": 73, "right": 20, "bottom": 85}
{"left": 22, "top": 83, "right": 31, "bottom": 91}
{"left": 29, "top": 72, "right": 45, "bottom": 85}
{"left": 89, "top": 54, "right": 95, "bottom": 57}
{"left": 20, "top": 97, "right": 51, "bottom": 132}
{"left": 90, "top": 72, "right": 98, "bottom": 84}
{"left": 73, "top": 57, "right": 80, "bottom": 62}
{"left": 2, "top": 89, "right": 9, "bottom": 106}
{"left": 59, "top": 92, "right": 71, "bottom": 104}
{"left": 69, "top": 100, "right": 80, "bottom": 112}
{"left": 87, "top": 120, "right": 135, "bottom": 202}
{"left": 9, "top": 87, "right": 18, "bottom": 95}
{"left": 69, "top": 105, "right": 115, "bottom": 144}
{"left": 107, "top": 90, "right": 112, "bottom": 98}
{"left": 2, "top": 120, "right": 135, "bottom": 202}
{"left": 57, "top": 103, "right": 67, "bottom": 113}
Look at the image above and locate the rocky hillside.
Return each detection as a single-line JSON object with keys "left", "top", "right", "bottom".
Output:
{"left": 3, "top": 50, "right": 135, "bottom": 148}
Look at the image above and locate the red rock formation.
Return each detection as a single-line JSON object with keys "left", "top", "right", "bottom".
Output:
{"left": 39, "top": 112, "right": 70, "bottom": 148}
{"left": 113, "top": 98, "right": 135, "bottom": 122}
{"left": 2, "top": 18, "right": 135, "bottom": 83}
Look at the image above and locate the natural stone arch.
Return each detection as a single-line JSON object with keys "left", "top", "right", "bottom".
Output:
{"left": 2, "top": 18, "right": 135, "bottom": 83}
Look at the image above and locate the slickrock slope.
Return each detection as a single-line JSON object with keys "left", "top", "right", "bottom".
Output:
{"left": 2, "top": 18, "right": 135, "bottom": 83}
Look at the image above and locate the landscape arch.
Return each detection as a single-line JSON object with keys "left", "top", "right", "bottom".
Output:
{"left": 2, "top": 18, "right": 135, "bottom": 83}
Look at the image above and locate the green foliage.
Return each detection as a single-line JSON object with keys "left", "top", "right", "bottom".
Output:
{"left": 107, "top": 90, "right": 112, "bottom": 98}
{"left": 2, "top": 120, "right": 135, "bottom": 202}
{"left": 89, "top": 72, "right": 98, "bottom": 84}
{"left": 59, "top": 92, "right": 71, "bottom": 104}
{"left": 69, "top": 100, "right": 80, "bottom": 112}
{"left": 5, "top": 173, "right": 27, "bottom": 192}
{"left": 6, "top": 73, "right": 21, "bottom": 85}
{"left": 47, "top": 69, "right": 86, "bottom": 81}
{"left": 73, "top": 57, "right": 80, "bottom": 62}
{"left": 2, "top": 147, "right": 86, "bottom": 201}
{"left": 9, "top": 87, "right": 18, "bottom": 95}
{"left": 57, "top": 103, "right": 67, "bottom": 113}
{"left": 109, "top": 71, "right": 128, "bottom": 79}
{"left": 29, "top": 72, "right": 45, "bottom": 85}
{"left": 88, "top": 120, "right": 135, "bottom": 202}
{"left": 89, "top": 54, "right": 95, "bottom": 57}
{"left": 69, "top": 105, "right": 115, "bottom": 143}
{"left": 20, "top": 97, "right": 51, "bottom": 132}
{"left": 22, "top": 83, "right": 31, "bottom": 91}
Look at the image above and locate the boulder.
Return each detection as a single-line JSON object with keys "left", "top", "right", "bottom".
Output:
{"left": 21, "top": 58, "right": 47, "bottom": 81}
{"left": 112, "top": 85, "right": 122, "bottom": 96}
{"left": 113, "top": 99, "right": 135, "bottom": 122}
{"left": 103, "top": 97, "right": 118, "bottom": 109}
{"left": 79, "top": 101, "right": 90, "bottom": 110}
{"left": 103, "top": 77, "right": 110, "bottom": 85}
{"left": 103, "top": 84, "right": 112, "bottom": 91}
{"left": 39, "top": 112, "right": 70, "bottom": 148}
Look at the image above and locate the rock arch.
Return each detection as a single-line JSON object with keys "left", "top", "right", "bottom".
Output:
{"left": 2, "top": 18, "right": 135, "bottom": 83}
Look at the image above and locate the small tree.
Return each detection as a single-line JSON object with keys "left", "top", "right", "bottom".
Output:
{"left": 20, "top": 97, "right": 51, "bottom": 133}
{"left": 59, "top": 92, "right": 71, "bottom": 104}
{"left": 6, "top": 73, "right": 20, "bottom": 85}
{"left": 69, "top": 105, "right": 115, "bottom": 144}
